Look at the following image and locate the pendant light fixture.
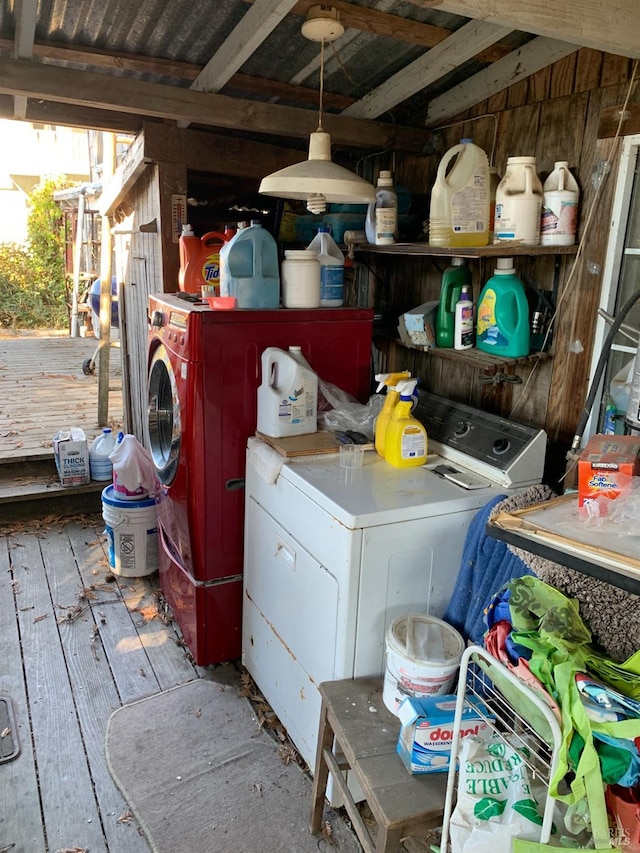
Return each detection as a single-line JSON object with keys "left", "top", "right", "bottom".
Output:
{"left": 259, "top": 5, "right": 376, "bottom": 214}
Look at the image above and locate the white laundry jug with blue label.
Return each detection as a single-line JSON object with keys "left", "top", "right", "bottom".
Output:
{"left": 257, "top": 347, "right": 318, "bottom": 438}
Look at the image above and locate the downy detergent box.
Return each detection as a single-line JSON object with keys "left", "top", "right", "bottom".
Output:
{"left": 397, "top": 693, "right": 494, "bottom": 774}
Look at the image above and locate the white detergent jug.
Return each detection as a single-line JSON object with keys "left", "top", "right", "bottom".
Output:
{"left": 494, "top": 156, "right": 543, "bottom": 246}
{"left": 89, "top": 428, "right": 117, "bottom": 481}
{"left": 257, "top": 347, "right": 318, "bottom": 438}
{"left": 429, "top": 138, "right": 490, "bottom": 248}
{"left": 541, "top": 160, "right": 580, "bottom": 246}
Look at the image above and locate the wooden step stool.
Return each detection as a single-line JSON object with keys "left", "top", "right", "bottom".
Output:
{"left": 310, "top": 677, "right": 447, "bottom": 853}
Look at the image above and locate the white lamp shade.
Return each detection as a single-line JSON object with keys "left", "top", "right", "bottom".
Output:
{"left": 259, "top": 131, "right": 376, "bottom": 207}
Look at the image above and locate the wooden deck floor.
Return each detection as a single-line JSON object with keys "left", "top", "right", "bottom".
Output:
{"left": 0, "top": 513, "right": 209, "bottom": 853}
{"left": 0, "top": 334, "right": 124, "bottom": 464}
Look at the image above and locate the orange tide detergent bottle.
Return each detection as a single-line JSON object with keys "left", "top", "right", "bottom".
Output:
{"left": 384, "top": 379, "right": 428, "bottom": 468}
{"left": 178, "top": 225, "right": 235, "bottom": 295}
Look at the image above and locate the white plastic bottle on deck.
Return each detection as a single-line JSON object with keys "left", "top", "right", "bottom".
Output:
{"left": 89, "top": 428, "right": 117, "bottom": 481}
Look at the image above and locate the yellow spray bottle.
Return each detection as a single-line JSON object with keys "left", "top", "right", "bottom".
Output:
{"left": 373, "top": 371, "right": 411, "bottom": 457}
{"left": 385, "top": 379, "right": 428, "bottom": 468}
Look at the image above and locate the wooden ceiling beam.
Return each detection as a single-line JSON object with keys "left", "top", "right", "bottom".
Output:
{"left": 408, "top": 0, "right": 640, "bottom": 59}
{"left": 242, "top": 0, "right": 511, "bottom": 62}
{"left": 0, "top": 57, "right": 430, "bottom": 153}
{"left": 192, "top": 0, "right": 299, "bottom": 94}
{"left": 0, "top": 39, "right": 355, "bottom": 111}
{"left": 426, "top": 37, "right": 579, "bottom": 125}
{"left": 343, "top": 19, "right": 510, "bottom": 119}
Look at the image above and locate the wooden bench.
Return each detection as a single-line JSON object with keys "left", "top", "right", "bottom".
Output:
{"left": 310, "top": 678, "right": 447, "bottom": 853}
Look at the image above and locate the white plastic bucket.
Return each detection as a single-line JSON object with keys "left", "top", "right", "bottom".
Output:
{"left": 382, "top": 613, "right": 464, "bottom": 715}
{"left": 101, "top": 485, "right": 158, "bottom": 577}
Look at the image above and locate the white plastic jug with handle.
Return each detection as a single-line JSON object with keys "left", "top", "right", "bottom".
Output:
{"left": 429, "top": 139, "right": 490, "bottom": 248}
{"left": 306, "top": 227, "right": 345, "bottom": 307}
{"left": 494, "top": 156, "right": 543, "bottom": 246}
{"left": 257, "top": 347, "right": 318, "bottom": 438}
{"left": 541, "top": 160, "right": 580, "bottom": 246}
{"left": 89, "top": 428, "right": 117, "bottom": 481}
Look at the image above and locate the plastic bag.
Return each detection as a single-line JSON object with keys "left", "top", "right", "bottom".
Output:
{"left": 449, "top": 734, "right": 548, "bottom": 852}
{"left": 317, "top": 379, "right": 383, "bottom": 440}
{"left": 109, "top": 434, "right": 160, "bottom": 499}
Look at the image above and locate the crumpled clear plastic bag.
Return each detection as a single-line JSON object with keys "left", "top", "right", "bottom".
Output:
{"left": 317, "top": 379, "right": 383, "bottom": 441}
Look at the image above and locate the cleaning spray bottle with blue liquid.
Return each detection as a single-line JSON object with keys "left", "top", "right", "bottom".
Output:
{"left": 384, "top": 379, "right": 428, "bottom": 468}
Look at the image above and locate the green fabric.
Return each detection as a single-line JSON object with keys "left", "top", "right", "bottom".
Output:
{"left": 513, "top": 841, "right": 613, "bottom": 852}
{"left": 499, "top": 577, "right": 640, "bottom": 850}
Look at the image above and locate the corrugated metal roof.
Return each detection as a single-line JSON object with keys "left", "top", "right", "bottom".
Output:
{"left": 0, "top": 1, "right": 632, "bottom": 148}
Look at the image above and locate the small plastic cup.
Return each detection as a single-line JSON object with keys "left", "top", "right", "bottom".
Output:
{"left": 339, "top": 444, "right": 364, "bottom": 469}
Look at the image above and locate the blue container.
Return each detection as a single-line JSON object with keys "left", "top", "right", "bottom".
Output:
{"left": 219, "top": 222, "right": 280, "bottom": 309}
{"left": 89, "top": 277, "right": 119, "bottom": 328}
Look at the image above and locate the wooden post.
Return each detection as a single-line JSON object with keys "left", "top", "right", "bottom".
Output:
{"left": 98, "top": 131, "right": 116, "bottom": 427}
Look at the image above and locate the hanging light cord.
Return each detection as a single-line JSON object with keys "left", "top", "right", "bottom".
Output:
{"left": 317, "top": 39, "right": 325, "bottom": 131}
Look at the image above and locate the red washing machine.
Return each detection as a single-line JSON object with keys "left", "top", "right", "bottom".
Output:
{"left": 147, "top": 293, "right": 373, "bottom": 665}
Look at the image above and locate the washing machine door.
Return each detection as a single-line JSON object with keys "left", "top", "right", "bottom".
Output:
{"left": 148, "top": 343, "right": 181, "bottom": 485}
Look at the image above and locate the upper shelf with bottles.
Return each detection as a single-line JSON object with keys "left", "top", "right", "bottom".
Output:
{"left": 351, "top": 242, "right": 579, "bottom": 259}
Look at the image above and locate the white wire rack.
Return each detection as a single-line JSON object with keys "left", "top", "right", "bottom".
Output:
{"left": 440, "top": 644, "right": 564, "bottom": 851}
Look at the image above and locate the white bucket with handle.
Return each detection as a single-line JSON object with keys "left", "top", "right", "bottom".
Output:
{"left": 101, "top": 485, "right": 158, "bottom": 577}
{"left": 383, "top": 613, "right": 464, "bottom": 715}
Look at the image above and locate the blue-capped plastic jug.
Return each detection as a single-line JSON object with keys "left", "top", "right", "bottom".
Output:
{"left": 219, "top": 221, "right": 280, "bottom": 309}
{"left": 476, "top": 258, "right": 530, "bottom": 357}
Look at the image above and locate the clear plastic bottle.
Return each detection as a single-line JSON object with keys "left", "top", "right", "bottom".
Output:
{"left": 365, "top": 170, "right": 398, "bottom": 245}
{"left": 89, "top": 428, "right": 117, "bottom": 481}
{"left": 306, "top": 227, "right": 345, "bottom": 307}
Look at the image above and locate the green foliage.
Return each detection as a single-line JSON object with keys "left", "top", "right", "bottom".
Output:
{"left": 0, "top": 175, "right": 77, "bottom": 329}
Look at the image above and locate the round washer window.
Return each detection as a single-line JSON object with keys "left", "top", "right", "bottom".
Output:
{"left": 148, "top": 344, "right": 181, "bottom": 485}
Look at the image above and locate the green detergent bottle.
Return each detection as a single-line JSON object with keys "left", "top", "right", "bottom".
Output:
{"left": 435, "top": 258, "right": 471, "bottom": 348}
{"left": 476, "top": 258, "right": 530, "bottom": 357}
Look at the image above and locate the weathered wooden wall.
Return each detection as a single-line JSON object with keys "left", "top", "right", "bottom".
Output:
{"left": 114, "top": 162, "right": 184, "bottom": 443}
{"left": 377, "top": 49, "right": 639, "bottom": 483}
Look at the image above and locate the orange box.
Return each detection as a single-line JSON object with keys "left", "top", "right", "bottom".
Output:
{"left": 578, "top": 434, "right": 640, "bottom": 507}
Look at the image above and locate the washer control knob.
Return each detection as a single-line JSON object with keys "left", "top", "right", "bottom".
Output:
{"left": 150, "top": 309, "right": 164, "bottom": 328}
{"left": 453, "top": 421, "right": 470, "bottom": 438}
{"left": 493, "top": 438, "right": 510, "bottom": 455}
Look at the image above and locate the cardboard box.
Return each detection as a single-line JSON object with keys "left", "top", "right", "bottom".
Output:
{"left": 397, "top": 301, "right": 438, "bottom": 350}
{"left": 53, "top": 428, "right": 90, "bottom": 487}
{"left": 578, "top": 434, "right": 640, "bottom": 507}
{"left": 396, "top": 693, "right": 494, "bottom": 774}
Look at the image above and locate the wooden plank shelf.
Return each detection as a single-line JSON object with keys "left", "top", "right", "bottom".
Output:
{"left": 382, "top": 336, "right": 550, "bottom": 373}
{"left": 353, "top": 242, "right": 578, "bottom": 258}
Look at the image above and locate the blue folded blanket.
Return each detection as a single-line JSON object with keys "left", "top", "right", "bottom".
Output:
{"left": 442, "top": 494, "right": 533, "bottom": 645}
